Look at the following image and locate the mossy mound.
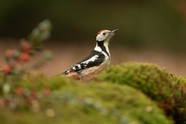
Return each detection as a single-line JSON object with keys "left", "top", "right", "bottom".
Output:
{"left": 0, "top": 75, "right": 172, "bottom": 124}
{"left": 97, "top": 62, "right": 186, "bottom": 123}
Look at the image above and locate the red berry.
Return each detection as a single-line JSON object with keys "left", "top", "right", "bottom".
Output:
{"left": 21, "top": 41, "right": 30, "bottom": 53}
{"left": 5, "top": 49, "right": 13, "bottom": 58}
{"left": 2, "top": 65, "right": 10, "bottom": 74}
{"left": 1, "top": 98, "right": 9, "bottom": 106}
{"left": 19, "top": 52, "right": 30, "bottom": 62}
{"left": 14, "top": 87, "right": 23, "bottom": 95}
{"left": 43, "top": 88, "right": 51, "bottom": 96}
{"left": 26, "top": 96, "right": 34, "bottom": 104}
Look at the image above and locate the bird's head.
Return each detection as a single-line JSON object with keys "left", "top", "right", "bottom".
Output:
{"left": 96, "top": 29, "right": 118, "bottom": 42}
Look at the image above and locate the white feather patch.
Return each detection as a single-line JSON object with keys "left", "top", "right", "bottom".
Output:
{"left": 83, "top": 55, "right": 99, "bottom": 65}
{"left": 94, "top": 45, "right": 102, "bottom": 52}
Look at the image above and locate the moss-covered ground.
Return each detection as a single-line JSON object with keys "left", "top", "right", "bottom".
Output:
{"left": 97, "top": 62, "right": 186, "bottom": 124}
{"left": 1, "top": 62, "right": 186, "bottom": 124}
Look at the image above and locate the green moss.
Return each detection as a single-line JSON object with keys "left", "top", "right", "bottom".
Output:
{"left": 0, "top": 75, "right": 172, "bottom": 124}
{"left": 97, "top": 62, "right": 186, "bottom": 123}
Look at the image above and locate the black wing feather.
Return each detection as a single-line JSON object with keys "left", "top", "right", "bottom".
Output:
{"left": 63, "top": 50, "right": 105, "bottom": 74}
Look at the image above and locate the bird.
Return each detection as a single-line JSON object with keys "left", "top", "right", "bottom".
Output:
{"left": 63, "top": 29, "right": 118, "bottom": 80}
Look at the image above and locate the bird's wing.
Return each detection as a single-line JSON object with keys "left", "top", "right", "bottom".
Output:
{"left": 63, "top": 50, "right": 105, "bottom": 74}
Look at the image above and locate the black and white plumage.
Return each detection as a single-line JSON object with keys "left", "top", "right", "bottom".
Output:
{"left": 63, "top": 29, "right": 118, "bottom": 80}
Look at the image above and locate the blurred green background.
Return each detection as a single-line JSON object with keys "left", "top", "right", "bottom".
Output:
{"left": 0, "top": 0, "right": 186, "bottom": 52}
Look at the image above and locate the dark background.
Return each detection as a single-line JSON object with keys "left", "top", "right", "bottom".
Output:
{"left": 1, "top": 0, "right": 186, "bottom": 49}
{"left": 1, "top": 0, "right": 186, "bottom": 76}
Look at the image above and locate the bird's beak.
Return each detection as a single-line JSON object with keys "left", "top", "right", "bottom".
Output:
{"left": 111, "top": 29, "right": 119, "bottom": 33}
{"left": 106, "top": 29, "right": 118, "bottom": 42}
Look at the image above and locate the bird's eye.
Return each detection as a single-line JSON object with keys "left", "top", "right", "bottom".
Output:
{"left": 103, "top": 32, "right": 106, "bottom": 35}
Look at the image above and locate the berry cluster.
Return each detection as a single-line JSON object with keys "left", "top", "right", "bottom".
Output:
{"left": 2, "top": 40, "right": 31, "bottom": 75}
{"left": 0, "top": 20, "right": 52, "bottom": 110}
{"left": 0, "top": 86, "right": 51, "bottom": 109}
{"left": 1, "top": 19, "right": 52, "bottom": 76}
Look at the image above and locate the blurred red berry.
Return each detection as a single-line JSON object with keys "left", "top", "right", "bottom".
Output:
{"left": 2, "top": 65, "right": 10, "bottom": 74}
{"left": 21, "top": 41, "right": 30, "bottom": 53}
{"left": 19, "top": 52, "right": 30, "bottom": 62}
{"left": 26, "top": 96, "right": 35, "bottom": 104}
{"left": 14, "top": 87, "right": 23, "bottom": 95}
{"left": 43, "top": 88, "right": 51, "bottom": 96}
{"left": 1, "top": 98, "right": 9, "bottom": 106}
{"left": 5, "top": 49, "right": 13, "bottom": 58}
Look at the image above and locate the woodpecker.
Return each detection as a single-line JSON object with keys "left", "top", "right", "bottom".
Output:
{"left": 63, "top": 29, "right": 118, "bottom": 80}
